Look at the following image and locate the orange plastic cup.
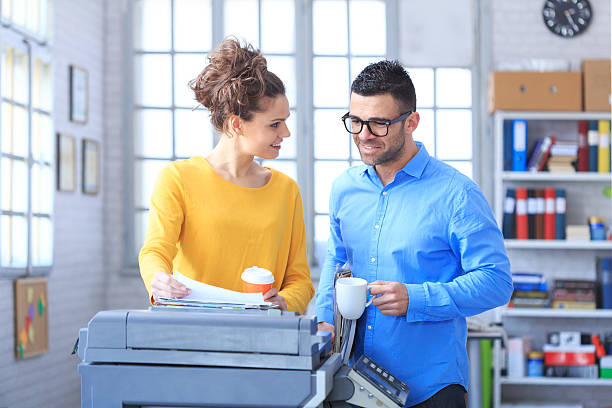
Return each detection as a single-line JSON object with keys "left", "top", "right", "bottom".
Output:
{"left": 241, "top": 266, "right": 275, "bottom": 294}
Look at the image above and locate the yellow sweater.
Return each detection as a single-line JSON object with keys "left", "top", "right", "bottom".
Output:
{"left": 138, "top": 157, "right": 314, "bottom": 313}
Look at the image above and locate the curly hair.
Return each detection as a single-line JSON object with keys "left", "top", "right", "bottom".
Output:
{"left": 189, "top": 37, "right": 285, "bottom": 133}
{"left": 351, "top": 60, "right": 416, "bottom": 112}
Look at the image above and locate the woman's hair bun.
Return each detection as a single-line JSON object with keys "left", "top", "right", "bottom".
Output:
{"left": 189, "top": 37, "right": 285, "bottom": 132}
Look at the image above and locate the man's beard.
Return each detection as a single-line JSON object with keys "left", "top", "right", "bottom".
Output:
{"left": 358, "top": 134, "right": 406, "bottom": 166}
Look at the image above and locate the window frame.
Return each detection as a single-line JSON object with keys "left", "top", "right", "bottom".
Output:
{"left": 0, "top": 15, "right": 54, "bottom": 278}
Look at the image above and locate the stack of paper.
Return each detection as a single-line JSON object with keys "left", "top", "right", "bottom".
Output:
{"left": 155, "top": 271, "right": 277, "bottom": 309}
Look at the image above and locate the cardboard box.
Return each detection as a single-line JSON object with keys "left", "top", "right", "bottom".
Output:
{"left": 582, "top": 59, "right": 611, "bottom": 112}
{"left": 489, "top": 71, "right": 582, "bottom": 112}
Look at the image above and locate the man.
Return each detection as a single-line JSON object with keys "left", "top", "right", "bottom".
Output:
{"left": 315, "top": 60, "right": 513, "bottom": 407}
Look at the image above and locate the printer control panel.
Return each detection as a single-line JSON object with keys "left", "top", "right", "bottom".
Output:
{"left": 348, "top": 354, "right": 409, "bottom": 408}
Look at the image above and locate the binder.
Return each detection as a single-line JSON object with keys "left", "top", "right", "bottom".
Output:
{"left": 515, "top": 188, "right": 528, "bottom": 240}
{"left": 480, "top": 339, "right": 492, "bottom": 408}
{"left": 544, "top": 188, "right": 556, "bottom": 240}
{"left": 555, "top": 189, "right": 566, "bottom": 240}
{"left": 588, "top": 120, "right": 599, "bottom": 172}
{"left": 598, "top": 120, "right": 610, "bottom": 173}
{"left": 503, "top": 120, "right": 513, "bottom": 171}
{"left": 512, "top": 119, "right": 527, "bottom": 172}
{"left": 502, "top": 188, "right": 516, "bottom": 239}
{"left": 577, "top": 121, "right": 589, "bottom": 172}
{"left": 598, "top": 257, "right": 612, "bottom": 309}
{"left": 527, "top": 189, "right": 537, "bottom": 239}
{"left": 535, "top": 189, "right": 546, "bottom": 240}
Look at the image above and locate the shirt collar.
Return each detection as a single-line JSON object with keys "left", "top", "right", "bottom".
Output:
{"left": 360, "top": 142, "right": 430, "bottom": 179}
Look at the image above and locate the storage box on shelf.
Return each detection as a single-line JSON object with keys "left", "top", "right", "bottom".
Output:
{"left": 491, "top": 111, "right": 612, "bottom": 408}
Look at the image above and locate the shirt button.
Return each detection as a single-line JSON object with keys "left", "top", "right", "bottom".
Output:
{"left": 382, "top": 191, "right": 388, "bottom": 196}
{"left": 371, "top": 257, "right": 376, "bottom": 263}
{"left": 368, "top": 325, "right": 372, "bottom": 330}
{"left": 375, "top": 224, "right": 380, "bottom": 229}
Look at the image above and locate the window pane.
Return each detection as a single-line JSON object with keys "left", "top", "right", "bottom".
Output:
{"left": 436, "top": 68, "right": 471, "bottom": 108}
{"left": 135, "top": 210, "right": 149, "bottom": 254}
{"left": 135, "top": 109, "right": 173, "bottom": 158}
{"left": 313, "top": 0, "right": 347, "bottom": 55}
{"left": 349, "top": 0, "right": 386, "bottom": 55}
{"left": 314, "top": 57, "right": 349, "bottom": 108}
{"left": 315, "top": 214, "right": 330, "bottom": 242}
{"left": 445, "top": 160, "right": 473, "bottom": 179}
{"left": 436, "top": 109, "right": 472, "bottom": 160}
{"left": 32, "top": 216, "right": 52, "bottom": 266}
{"left": 1, "top": 215, "right": 27, "bottom": 267}
{"left": 278, "top": 110, "right": 296, "bottom": 159}
{"left": 1, "top": 103, "right": 11, "bottom": 154}
{"left": 135, "top": 54, "right": 172, "bottom": 107}
{"left": 174, "top": 53, "right": 207, "bottom": 108}
{"left": 175, "top": 109, "right": 213, "bottom": 158}
{"left": 266, "top": 56, "right": 296, "bottom": 108}
{"left": 315, "top": 161, "right": 349, "bottom": 213}
{"left": 13, "top": 47, "right": 29, "bottom": 104}
{"left": 350, "top": 57, "right": 382, "bottom": 82}
{"left": 12, "top": 159, "right": 27, "bottom": 212}
{"left": 315, "top": 109, "right": 349, "bottom": 159}
{"left": 32, "top": 112, "right": 53, "bottom": 162}
{"left": 31, "top": 163, "right": 52, "bottom": 214}
{"left": 12, "top": 0, "right": 26, "bottom": 27}
{"left": 26, "top": 0, "right": 37, "bottom": 32}
{"left": 261, "top": 160, "right": 297, "bottom": 181}
{"left": 2, "top": 0, "right": 10, "bottom": 19}
{"left": 174, "top": 0, "right": 212, "bottom": 51}
{"left": 33, "top": 58, "right": 52, "bottom": 111}
{"left": 38, "top": 0, "right": 50, "bottom": 38}
{"left": 135, "top": 159, "right": 170, "bottom": 208}
{"left": 12, "top": 104, "right": 29, "bottom": 157}
{"left": 261, "top": 0, "right": 294, "bottom": 53}
{"left": 408, "top": 68, "right": 434, "bottom": 108}
{"left": 134, "top": 0, "right": 171, "bottom": 51}
{"left": 350, "top": 137, "right": 361, "bottom": 160}
{"left": 224, "top": 0, "right": 260, "bottom": 48}
{"left": 413, "top": 108, "right": 434, "bottom": 155}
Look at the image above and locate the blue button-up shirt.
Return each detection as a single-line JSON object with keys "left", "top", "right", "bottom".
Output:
{"left": 315, "top": 143, "right": 512, "bottom": 406}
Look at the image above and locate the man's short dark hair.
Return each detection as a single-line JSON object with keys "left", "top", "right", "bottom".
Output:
{"left": 351, "top": 60, "right": 416, "bottom": 112}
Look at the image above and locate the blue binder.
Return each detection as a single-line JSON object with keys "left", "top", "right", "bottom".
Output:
{"left": 588, "top": 120, "right": 598, "bottom": 172}
{"left": 503, "top": 120, "right": 513, "bottom": 171}
{"left": 512, "top": 119, "right": 527, "bottom": 172}
{"left": 555, "top": 189, "right": 566, "bottom": 240}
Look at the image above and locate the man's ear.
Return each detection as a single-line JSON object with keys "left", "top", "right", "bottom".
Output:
{"left": 405, "top": 111, "right": 420, "bottom": 134}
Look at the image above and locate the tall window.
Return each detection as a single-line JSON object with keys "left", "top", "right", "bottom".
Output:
{"left": 131, "top": 0, "right": 475, "bottom": 270}
{"left": 1, "top": 1, "right": 53, "bottom": 275}
{"left": 311, "top": 0, "right": 387, "bottom": 265}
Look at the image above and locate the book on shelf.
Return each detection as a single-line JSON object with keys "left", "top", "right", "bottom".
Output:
{"left": 503, "top": 120, "right": 514, "bottom": 171}
{"left": 596, "top": 257, "right": 612, "bottom": 309}
{"left": 544, "top": 188, "right": 556, "bottom": 240}
{"left": 554, "top": 279, "right": 597, "bottom": 290}
{"left": 587, "top": 120, "right": 599, "bottom": 172}
{"left": 515, "top": 188, "right": 528, "bottom": 239}
{"left": 551, "top": 300, "right": 596, "bottom": 309}
{"left": 502, "top": 188, "right": 516, "bottom": 239}
{"left": 527, "top": 189, "right": 537, "bottom": 239}
{"left": 555, "top": 189, "right": 566, "bottom": 240}
{"left": 535, "top": 189, "right": 545, "bottom": 239}
{"left": 565, "top": 225, "right": 590, "bottom": 240}
{"left": 512, "top": 119, "right": 527, "bottom": 171}
{"left": 577, "top": 120, "right": 589, "bottom": 172}
{"left": 597, "top": 120, "right": 610, "bottom": 173}
{"left": 526, "top": 135, "right": 555, "bottom": 172}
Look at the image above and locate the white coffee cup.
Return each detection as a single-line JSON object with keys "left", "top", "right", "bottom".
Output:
{"left": 335, "top": 277, "right": 373, "bottom": 320}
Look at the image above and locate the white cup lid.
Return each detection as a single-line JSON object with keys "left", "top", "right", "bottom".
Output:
{"left": 241, "top": 266, "right": 274, "bottom": 284}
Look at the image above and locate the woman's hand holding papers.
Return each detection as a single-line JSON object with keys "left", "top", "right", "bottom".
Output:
{"left": 151, "top": 271, "right": 192, "bottom": 302}
{"left": 263, "top": 287, "right": 287, "bottom": 311}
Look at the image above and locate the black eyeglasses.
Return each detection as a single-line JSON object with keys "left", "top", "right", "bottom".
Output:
{"left": 341, "top": 111, "right": 413, "bottom": 137}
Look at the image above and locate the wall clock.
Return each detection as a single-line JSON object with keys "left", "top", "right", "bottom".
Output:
{"left": 542, "top": 0, "right": 592, "bottom": 38}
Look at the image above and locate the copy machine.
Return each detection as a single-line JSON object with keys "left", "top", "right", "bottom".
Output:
{"left": 75, "top": 306, "right": 410, "bottom": 408}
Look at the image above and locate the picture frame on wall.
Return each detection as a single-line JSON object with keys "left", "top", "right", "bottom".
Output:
{"left": 69, "top": 65, "right": 88, "bottom": 124}
{"left": 82, "top": 139, "right": 100, "bottom": 195}
{"left": 56, "top": 133, "right": 75, "bottom": 192}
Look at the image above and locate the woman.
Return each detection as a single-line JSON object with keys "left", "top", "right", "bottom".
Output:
{"left": 138, "top": 38, "right": 313, "bottom": 313}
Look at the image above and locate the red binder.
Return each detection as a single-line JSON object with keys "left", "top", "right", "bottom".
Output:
{"left": 544, "top": 188, "right": 556, "bottom": 240}
{"left": 577, "top": 121, "right": 589, "bottom": 172}
{"left": 515, "top": 188, "right": 528, "bottom": 240}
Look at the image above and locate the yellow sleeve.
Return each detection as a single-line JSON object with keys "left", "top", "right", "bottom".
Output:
{"left": 278, "top": 191, "right": 314, "bottom": 314}
{"left": 138, "top": 164, "right": 185, "bottom": 301}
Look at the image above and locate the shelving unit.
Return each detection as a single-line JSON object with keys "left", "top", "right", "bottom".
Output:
{"left": 491, "top": 111, "right": 612, "bottom": 408}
